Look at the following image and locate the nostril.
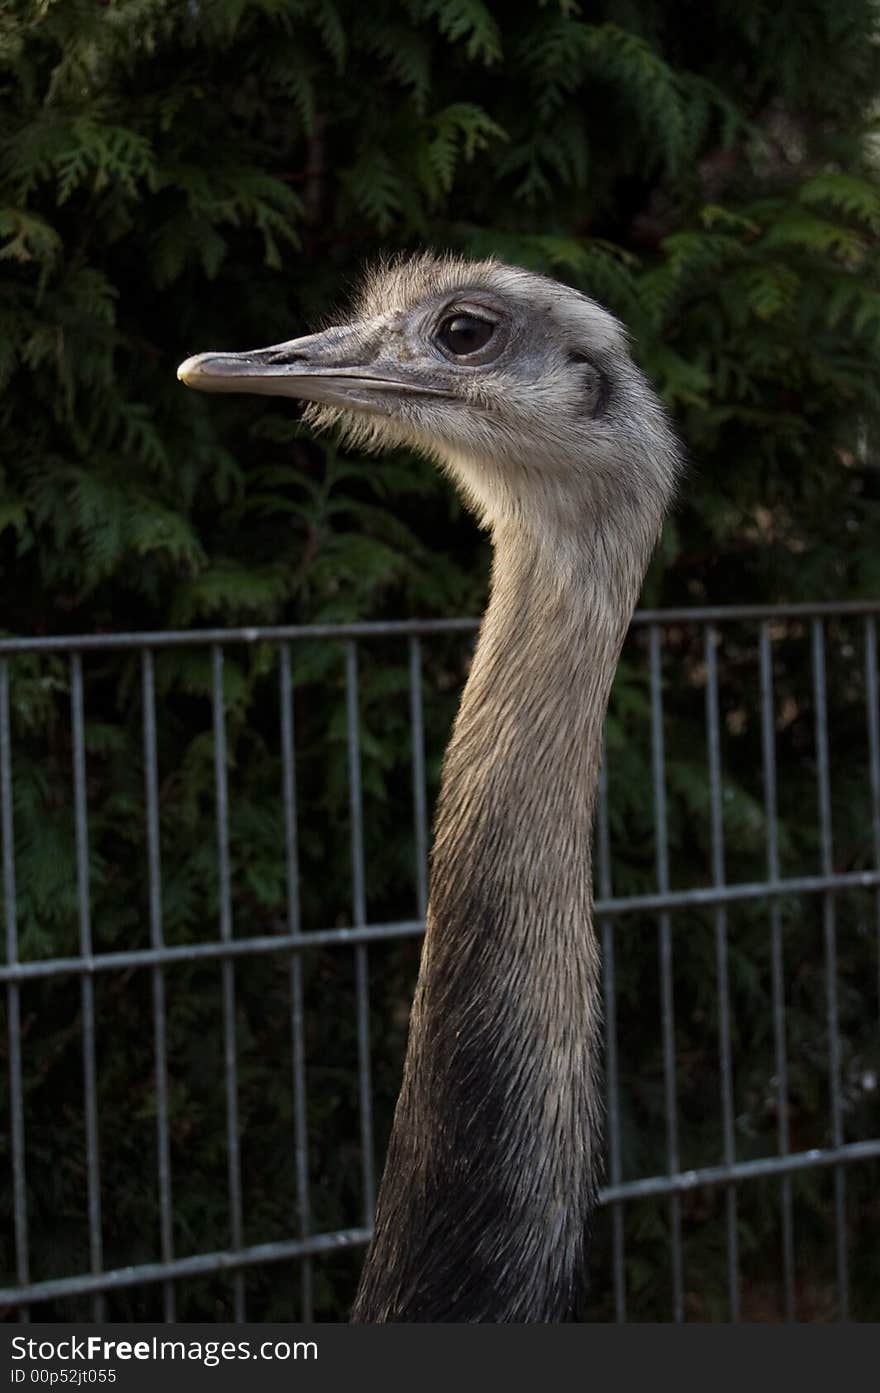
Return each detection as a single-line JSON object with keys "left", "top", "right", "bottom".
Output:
{"left": 260, "top": 347, "right": 309, "bottom": 365}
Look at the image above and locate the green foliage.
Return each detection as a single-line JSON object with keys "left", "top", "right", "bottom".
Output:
{"left": 0, "top": 0, "right": 879, "bottom": 1323}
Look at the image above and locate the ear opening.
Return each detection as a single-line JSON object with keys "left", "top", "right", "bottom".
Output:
{"left": 569, "top": 351, "right": 611, "bottom": 418}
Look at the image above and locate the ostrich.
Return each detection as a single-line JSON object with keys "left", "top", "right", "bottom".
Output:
{"left": 178, "top": 253, "right": 681, "bottom": 1323}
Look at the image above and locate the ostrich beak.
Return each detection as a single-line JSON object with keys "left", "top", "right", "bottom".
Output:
{"left": 177, "top": 325, "right": 446, "bottom": 411}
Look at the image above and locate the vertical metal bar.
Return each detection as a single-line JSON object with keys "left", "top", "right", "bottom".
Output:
{"left": 649, "top": 625, "right": 683, "bottom": 1322}
{"left": 142, "top": 650, "right": 175, "bottom": 1321}
{"left": 345, "top": 642, "right": 375, "bottom": 1226}
{"left": 812, "top": 619, "right": 848, "bottom": 1319}
{"left": 865, "top": 617, "right": 880, "bottom": 1028}
{"left": 408, "top": 637, "right": 429, "bottom": 920}
{"left": 704, "top": 626, "right": 739, "bottom": 1321}
{"left": 279, "top": 645, "right": 312, "bottom": 1320}
{"left": 71, "top": 653, "right": 104, "bottom": 1321}
{"left": 212, "top": 645, "right": 245, "bottom": 1321}
{"left": 760, "top": 624, "right": 795, "bottom": 1321}
{"left": 598, "top": 743, "right": 626, "bottom": 1322}
{"left": 1, "top": 660, "right": 29, "bottom": 1319}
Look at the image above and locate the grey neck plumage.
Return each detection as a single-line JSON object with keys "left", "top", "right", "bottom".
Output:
{"left": 351, "top": 521, "right": 639, "bottom": 1323}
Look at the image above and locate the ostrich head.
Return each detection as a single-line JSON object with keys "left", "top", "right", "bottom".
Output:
{"left": 178, "top": 254, "right": 679, "bottom": 566}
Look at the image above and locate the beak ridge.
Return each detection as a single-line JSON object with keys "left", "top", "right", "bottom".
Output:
{"left": 177, "top": 329, "right": 450, "bottom": 408}
{"left": 177, "top": 334, "right": 324, "bottom": 396}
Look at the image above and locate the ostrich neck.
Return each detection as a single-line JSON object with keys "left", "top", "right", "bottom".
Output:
{"left": 352, "top": 522, "right": 636, "bottom": 1324}
{"left": 436, "top": 526, "right": 629, "bottom": 894}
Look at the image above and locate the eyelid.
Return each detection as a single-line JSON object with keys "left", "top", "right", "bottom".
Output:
{"left": 439, "top": 303, "right": 499, "bottom": 325}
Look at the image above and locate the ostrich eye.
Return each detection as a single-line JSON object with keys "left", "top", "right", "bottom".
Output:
{"left": 436, "top": 314, "right": 495, "bottom": 356}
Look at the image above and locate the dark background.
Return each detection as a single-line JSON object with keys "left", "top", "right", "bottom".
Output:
{"left": 1, "top": 0, "right": 878, "bottom": 1320}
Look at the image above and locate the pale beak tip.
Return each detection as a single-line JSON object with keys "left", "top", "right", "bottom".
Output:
{"left": 177, "top": 355, "right": 202, "bottom": 386}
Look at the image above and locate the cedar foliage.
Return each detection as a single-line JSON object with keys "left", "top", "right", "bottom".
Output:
{"left": 1, "top": 0, "right": 879, "bottom": 1320}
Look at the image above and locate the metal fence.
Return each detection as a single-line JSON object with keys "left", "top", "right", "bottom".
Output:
{"left": 1, "top": 600, "right": 879, "bottom": 1322}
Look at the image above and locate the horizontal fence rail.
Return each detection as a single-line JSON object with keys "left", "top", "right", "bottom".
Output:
{"left": 1, "top": 601, "right": 879, "bottom": 1322}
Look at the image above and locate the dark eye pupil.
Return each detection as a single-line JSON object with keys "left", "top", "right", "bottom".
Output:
{"left": 437, "top": 314, "right": 494, "bottom": 355}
